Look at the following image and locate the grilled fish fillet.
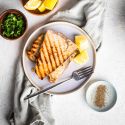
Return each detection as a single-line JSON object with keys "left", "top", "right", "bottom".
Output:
{"left": 35, "top": 30, "right": 78, "bottom": 81}
{"left": 27, "top": 34, "right": 44, "bottom": 62}
{"left": 49, "top": 52, "right": 77, "bottom": 83}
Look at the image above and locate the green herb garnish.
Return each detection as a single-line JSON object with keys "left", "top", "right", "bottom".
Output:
{"left": 1, "top": 13, "right": 25, "bottom": 38}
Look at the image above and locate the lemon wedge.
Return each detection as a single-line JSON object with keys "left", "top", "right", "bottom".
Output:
{"left": 74, "top": 50, "right": 89, "bottom": 65}
{"left": 75, "top": 35, "right": 89, "bottom": 52}
{"left": 43, "top": 0, "right": 58, "bottom": 10}
{"left": 24, "top": 0, "right": 42, "bottom": 10}
{"left": 38, "top": 3, "right": 46, "bottom": 12}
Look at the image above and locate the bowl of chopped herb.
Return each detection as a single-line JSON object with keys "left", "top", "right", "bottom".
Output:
{"left": 86, "top": 80, "right": 117, "bottom": 112}
{"left": 0, "top": 9, "right": 27, "bottom": 40}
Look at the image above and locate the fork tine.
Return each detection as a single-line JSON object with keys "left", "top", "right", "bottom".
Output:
{"left": 73, "top": 66, "right": 93, "bottom": 80}
{"left": 78, "top": 68, "right": 93, "bottom": 75}
{"left": 79, "top": 70, "right": 93, "bottom": 79}
{"left": 76, "top": 66, "right": 91, "bottom": 73}
{"left": 76, "top": 66, "right": 92, "bottom": 72}
{"left": 77, "top": 66, "right": 93, "bottom": 74}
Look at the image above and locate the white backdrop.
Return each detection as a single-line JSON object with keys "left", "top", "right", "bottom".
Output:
{"left": 0, "top": 0, "right": 125, "bottom": 125}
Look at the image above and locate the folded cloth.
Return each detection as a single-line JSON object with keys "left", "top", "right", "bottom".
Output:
{"left": 10, "top": 0, "right": 107, "bottom": 125}
{"left": 10, "top": 59, "right": 55, "bottom": 125}
{"left": 51, "top": 0, "right": 107, "bottom": 50}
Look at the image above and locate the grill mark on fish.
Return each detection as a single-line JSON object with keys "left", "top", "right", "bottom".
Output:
{"left": 45, "top": 33, "right": 57, "bottom": 70}
{"left": 40, "top": 48, "right": 49, "bottom": 75}
{"left": 57, "top": 33, "right": 68, "bottom": 60}
{"left": 47, "top": 31, "right": 60, "bottom": 67}
{"left": 35, "top": 64, "right": 42, "bottom": 79}
{"left": 27, "top": 34, "right": 44, "bottom": 62}
{"left": 42, "top": 41, "right": 53, "bottom": 73}
{"left": 53, "top": 32, "right": 64, "bottom": 64}
{"left": 37, "top": 58, "right": 45, "bottom": 79}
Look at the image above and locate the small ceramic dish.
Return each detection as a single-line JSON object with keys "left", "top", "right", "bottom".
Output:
{"left": 0, "top": 9, "right": 27, "bottom": 40}
{"left": 21, "top": 0, "right": 59, "bottom": 16}
{"left": 86, "top": 80, "right": 117, "bottom": 112}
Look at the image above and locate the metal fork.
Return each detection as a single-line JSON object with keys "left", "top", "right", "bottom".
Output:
{"left": 24, "top": 66, "right": 93, "bottom": 100}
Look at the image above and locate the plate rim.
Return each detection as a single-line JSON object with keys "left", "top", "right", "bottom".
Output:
{"left": 22, "top": 21, "right": 96, "bottom": 95}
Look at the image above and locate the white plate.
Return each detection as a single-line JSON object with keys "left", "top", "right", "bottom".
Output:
{"left": 22, "top": 22, "right": 96, "bottom": 94}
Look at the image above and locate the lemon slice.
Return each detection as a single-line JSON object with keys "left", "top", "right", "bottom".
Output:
{"left": 75, "top": 35, "right": 89, "bottom": 52}
{"left": 24, "top": 0, "right": 42, "bottom": 10}
{"left": 38, "top": 3, "right": 46, "bottom": 12}
{"left": 74, "top": 50, "right": 89, "bottom": 65}
{"left": 44, "top": 0, "right": 58, "bottom": 10}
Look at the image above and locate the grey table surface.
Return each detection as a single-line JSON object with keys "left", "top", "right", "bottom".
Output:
{"left": 0, "top": 0, "right": 125, "bottom": 125}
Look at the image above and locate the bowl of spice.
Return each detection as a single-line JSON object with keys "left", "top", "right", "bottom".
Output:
{"left": 86, "top": 80, "right": 117, "bottom": 112}
{"left": 0, "top": 9, "right": 27, "bottom": 40}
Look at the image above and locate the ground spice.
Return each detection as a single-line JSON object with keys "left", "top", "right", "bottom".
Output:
{"left": 95, "top": 85, "right": 106, "bottom": 108}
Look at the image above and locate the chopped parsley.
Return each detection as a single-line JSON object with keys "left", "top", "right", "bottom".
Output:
{"left": 1, "top": 13, "right": 25, "bottom": 38}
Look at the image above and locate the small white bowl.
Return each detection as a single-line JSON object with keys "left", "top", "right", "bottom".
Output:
{"left": 86, "top": 80, "right": 117, "bottom": 112}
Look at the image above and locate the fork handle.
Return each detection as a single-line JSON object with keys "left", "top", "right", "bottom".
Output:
{"left": 24, "top": 77, "right": 72, "bottom": 100}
